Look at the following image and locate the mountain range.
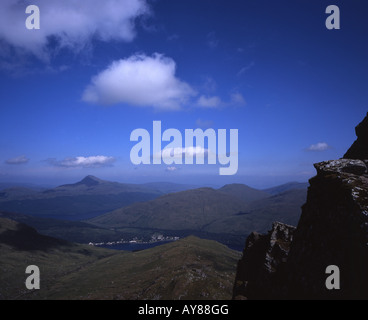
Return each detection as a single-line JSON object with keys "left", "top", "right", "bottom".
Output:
{"left": 0, "top": 176, "right": 308, "bottom": 245}
{"left": 88, "top": 181, "right": 307, "bottom": 245}
{"left": 0, "top": 175, "right": 164, "bottom": 220}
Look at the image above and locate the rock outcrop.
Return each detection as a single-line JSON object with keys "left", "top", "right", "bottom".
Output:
{"left": 233, "top": 113, "right": 368, "bottom": 299}
{"left": 344, "top": 112, "right": 368, "bottom": 160}
{"left": 285, "top": 159, "right": 368, "bottom": 299}
{"left": 232, "top": 222, "right": 295, "bottom": 299}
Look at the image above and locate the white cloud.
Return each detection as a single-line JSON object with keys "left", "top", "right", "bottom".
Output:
{"left": 162, "top": 146, "right": 209, "bottom": 159}
{"left": 5, "top": 155, "right": 29, "bottom": 165}
{"left": 166, "top": 166, "right": 178, "bottom": 172}
{"left": 153, "top": 146, "right": 211, "bottom": 161}
{"left": 49, "top": 156, "right": 115, "bottom": 168}
{"left": 196, "top": 95, "right": 222, "bottom": 108}
{"left": 306, "top": 142, "right": 331, "bottom": 152}
{"left": 0, "top": 0, "right": 149, "bottom": 60}
{"left": 82, "top": 53, "right": 196, "bottom": 110}
{"left": 196, "top": 92, "right": 246, "bottom": 108}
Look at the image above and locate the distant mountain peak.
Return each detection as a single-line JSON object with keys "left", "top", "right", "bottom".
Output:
{"left": 221, "top": 183, "right": 253, "bottom": 189}
{"left": 84, "top": 175, "right": 102, "bottom": 180}
{"left": 77, "top": 175, "right": 104, "bottom": 186}
{"left": 219, "top": 183, "right": 269, "bottom": 203}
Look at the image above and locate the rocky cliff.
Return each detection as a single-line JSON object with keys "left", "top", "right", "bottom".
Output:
{"left": 344, "top": 112, "right": 368, "bottom": 160}
{"left": 233, "top": 222, "right": 295, "bottom": 299}
{"left": 233, "top": 113, "right": 368, "bottom": 299}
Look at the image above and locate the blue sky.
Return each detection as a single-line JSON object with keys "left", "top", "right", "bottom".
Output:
{"left": 0, "top": 0, "right": 367, "bottom": 188}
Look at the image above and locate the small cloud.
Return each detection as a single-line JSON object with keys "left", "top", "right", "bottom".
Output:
{"left": 196, "top": 119, "right": 214, "bottom": 129}
{"left": 166, "top": 166, "right": 178, "bottom": 172}
{"left": 196, "top": 95, "right": 222, "bottom": 108}
{"left": 167, "top": 34, "right": 179, "bottom": 41}
{"left": 201, "top": 76, "right": 217, "bottom": 93}
{"left": 237, "top": 61, "right": 255, "bottom": 76}
{"left": 237, "top": 44, "right": 256, "bottom": 54}
{"left": 206, "top": 32, "right": 219, "bottom": 49}
{"left": 45, "top": 65, "right": 71, "bottom": 74}
{"left": 306, "top": 142, "right": 331, "bottom": 152}
{"left": 161, "top": 146, "right": 209, "bottom": 159}
{"left": 196, "top": 93, "right": 246, "bottom": 108}
{"left": 153, "top": 146, "right": 212, "bottom": 161}
{"left": 48, "top": 155, "right": 115, "bottom": 168}
{"left": 5, "top": 155, "right": 29, "bottom": 165}
{"left": 230, "top": 92, "right": 246, "bottom": 106}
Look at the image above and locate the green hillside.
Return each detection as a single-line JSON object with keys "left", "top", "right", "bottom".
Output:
{"left": 203, "top": 189, "right": 307, "bottom": 235}
{"left": 0, "top": 211, "right": 126, "bottom": 243}
{"left": 89, "top": 187, "right": 249, "bottom": 230}
{"left": 88, "top": 186, "right": 307, "bottom": 245}
{"left": 263, "top": 182, "right": 308, "bottom": 195}
{"left": 0, "top": 218, "right": 240, "bottom": 300}
{"left": 219, "top": 183, "right": 270, "bottom": 202}
{"left": 0, "top": 217, "right": 115, "bottom": 299}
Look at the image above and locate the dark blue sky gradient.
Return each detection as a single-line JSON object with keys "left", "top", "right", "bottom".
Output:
{"left": 0, "top": 0, "right": 367, "bottom": 188}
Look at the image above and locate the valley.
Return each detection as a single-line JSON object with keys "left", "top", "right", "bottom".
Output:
{"left": 0, "top": 177, "right": 307, "bottom": 300}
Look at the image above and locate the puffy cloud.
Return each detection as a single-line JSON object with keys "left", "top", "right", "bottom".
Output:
{"left": 48, "top": 156, "right": 115, "bottom": 168}
{"left": 166, "top": 166, "right": 178, "bottom": 172}
{"left": 5, "top": 155, "right": 29, "bottom": 165}
{"left": 82, "top": 53, "right": 196, "bottom": 110}
{"left": 0, "top": 0, "right": 149, "bottom": 59}
{"left": 306, "top": 142, "right": 331, "bottom": 152}
{"left": 196, "top": 92, "right": 246, "bottom": 108}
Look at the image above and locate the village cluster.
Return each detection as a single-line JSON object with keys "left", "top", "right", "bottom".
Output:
{"left": 88, "top": 234, "right": 180, "bottom": 247}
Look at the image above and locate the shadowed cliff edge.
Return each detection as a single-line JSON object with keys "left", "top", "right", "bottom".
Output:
{"left": 233, "top": 112, "right": 368, "bottom": 300}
